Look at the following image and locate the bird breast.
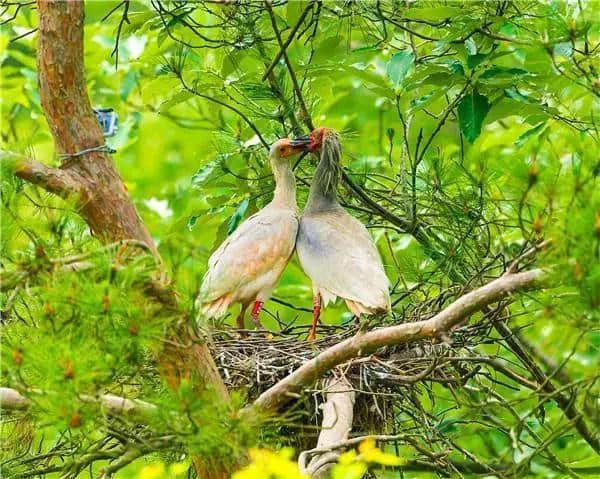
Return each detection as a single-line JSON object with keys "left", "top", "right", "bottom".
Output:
{"left": 200, "top": 207, "right": 298, "bottom": 305}
{"left": 297, "top": 209, "right": 390, "bottom": 311}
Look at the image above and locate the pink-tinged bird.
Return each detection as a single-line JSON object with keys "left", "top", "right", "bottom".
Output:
{"left": 197, "top": 138, "right": 309, "bottom": 329}
{"left": 297, "top": 128, "right": 391, "bottom": 340}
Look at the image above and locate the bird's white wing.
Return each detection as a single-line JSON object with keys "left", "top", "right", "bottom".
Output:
{"left": 199, "top": 208, "right": 298, "bottom": 303}
{"left": 297, "top": 210, "right": 390, "bottom": 310}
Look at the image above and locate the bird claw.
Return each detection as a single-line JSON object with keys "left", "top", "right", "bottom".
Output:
{"left": 251, "top": 317, "right": 265, "bottom": 330}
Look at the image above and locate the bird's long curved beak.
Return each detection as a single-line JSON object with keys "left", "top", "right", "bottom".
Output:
{"left": 290, "top": 135, "right": 311, "bottom": 150}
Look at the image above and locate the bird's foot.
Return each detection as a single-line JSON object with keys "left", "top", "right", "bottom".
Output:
{"left": 250, "top": 315, "right": 265, "bottom": 330}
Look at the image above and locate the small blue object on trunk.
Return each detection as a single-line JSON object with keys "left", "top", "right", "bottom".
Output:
{"left": 94, "top": 108, "right": 118, "bottom": 137}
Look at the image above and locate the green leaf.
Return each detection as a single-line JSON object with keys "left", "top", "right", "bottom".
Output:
{"left": 467, "top": 53, "right": 488, "bottom": 69}
{"left": 480, "top": 67, "right": 529, "bottom": 79}
{"left": 187, "top": 215, "right": 199, "bottom": 231}
{"left": 465, "top": 37, "right": 477, "bottom": 55}
{"left": 404, "top": 6, "right": 463, "bottom": 21}
{"left": 515, "top": 122, "right": 547, "bottom": 147}
{"left": 458, "top": 90, "right": 491, "bottom": 143}
{"left": 313, "top": 36, "right": 343, "bottom": 64}
{"left": 448, "top": 61, "right": 465, "bottom": 76}
{"left": 122, "top": 11, "right": 156, "bottom": 35}
{"left": 227, "top": 198, "right": 249, "bottom": 235}
{"left": 188, "top": 206, "right": 225, "bottom": 231}
{"left": 159, "top": 91, "right": 193, "bottom": 113}
{"left": 120, "top": 70, "right": 138, "bottom": 101}
{"left": 286, "top": 0, "right": 303, "bottom": 25}
{"left": 191, "top": 158, "right": 223, "bottom": 187}
{"left": 410, "top": 91, "right": 444, "bottom": 111}
{"left": 504, "top": 87, "right": 537, "bottom": 103}
{"left": 386, "top": 50, "right": 415, "bottom": 90}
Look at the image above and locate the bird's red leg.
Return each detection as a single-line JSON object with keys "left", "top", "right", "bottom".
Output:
{"left": 308, "top": 294, "right": 321, "bottom": 341}
{"left": 250, "top": 300, "right": 264, "bottom": 329}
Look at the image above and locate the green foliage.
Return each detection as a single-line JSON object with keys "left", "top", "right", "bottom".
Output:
{"left": 386, "top": 50, "right": 415, "bottom": 91}
{"left": 1, "top": 1, "right": 599, "bottom": 478}
{"left": 457, "top": 90, "right": 490, "bottom": 143}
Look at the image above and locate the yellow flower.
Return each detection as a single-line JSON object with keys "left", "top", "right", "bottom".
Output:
{"left": 169, "top": 461, "right": 189, "bottom": 476}
{"left": 358, "top": 438, "right": 406, "bottom": 466}
{"left": 331, "top": 462, "right": 367, "bottom": 479}
{"left": 233, "top": 448, "right": 309, "bottom": 479}
{"left": 337, "top": 450, "right": 358, "bottom": 464}
{"left": 139, "top": 462, "right": 166, "bottom": 479}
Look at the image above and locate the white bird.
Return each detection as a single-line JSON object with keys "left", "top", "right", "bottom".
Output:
{"left": 196, "top": 138, "right": 308, "bottom": 329}
{"left": 296, "top": 128, "right": 391, "bottom": 340}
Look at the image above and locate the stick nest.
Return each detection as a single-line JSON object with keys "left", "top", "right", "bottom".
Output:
{"left": 209, "top": 302, "right": 506, "bottom": 445}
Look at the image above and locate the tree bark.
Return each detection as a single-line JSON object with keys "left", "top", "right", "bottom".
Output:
{"left": 15, "top": 2, "right": 231, "bottom": 476}
{"left": 25, "top": 0, "right": 155, "bottom": 250}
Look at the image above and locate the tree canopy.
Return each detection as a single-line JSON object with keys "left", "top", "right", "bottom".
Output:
{"left": 1, "top": 1, "right": 598, "bottom": 478}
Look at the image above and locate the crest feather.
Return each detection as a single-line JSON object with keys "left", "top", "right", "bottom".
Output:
{"left": 314, "top": 130, "right": 342, "bottom": 196}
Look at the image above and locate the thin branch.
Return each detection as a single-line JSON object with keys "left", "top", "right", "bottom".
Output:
{"left": 265, "top": 1, "right": 314, "bottom": 130}
{"left": 0, "top": 387, "right": 156, "bottom": 415}
{"left": 108, "top": 0, "right": 130, "bottom": 70}
{"left": 251, "top": 268, "right": 547, "bottom": 412}
{"left": 176, "top": 75, "right": 270, "bottom": 150}
{"left": 262, "top": 1, "right": 314, "bottom": 81}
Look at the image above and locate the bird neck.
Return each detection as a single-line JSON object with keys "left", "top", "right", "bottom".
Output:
{"left": 270, "top": 156, "right": 297, "bottom": 209}
{"left": 305, "top": 151, "right": 341, "bottom": 213}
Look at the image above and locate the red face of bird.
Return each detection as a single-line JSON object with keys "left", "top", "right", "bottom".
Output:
{"left": 291, "top": 127, "right": 327, "bottom": 154}
{"left": 271, "top": 138, "right": 311, "bottom": 159}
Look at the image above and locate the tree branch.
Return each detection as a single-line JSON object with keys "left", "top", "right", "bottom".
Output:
{"left": 301, "top": 377, "right": 355, "bottom": 478}
{"left": 262, "top": 2, "right": 313, "bottom": 82}
{"left": 265, "top": 1, "right": 314, "bottom": 130}
{"left": 0, "top": 387, "right": 155, "bottom": 415}
{"left": 251, "top": 268, "right": 547, "bottom": 412}
{"left": 14, "top": 156, "right": 82, "bottom": 197}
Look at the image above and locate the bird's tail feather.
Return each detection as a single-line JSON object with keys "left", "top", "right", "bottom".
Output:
{"left": 320, "top": 288, "right": 338, "bottom": 308}
{"left": 198, "top": 294, "right": 233, "bottom": 319}
{"left": 345, "top": 299, "right": 389, "bottom": 317}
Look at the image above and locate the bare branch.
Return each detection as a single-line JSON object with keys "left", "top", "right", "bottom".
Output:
{"left": 13, "top": 156, "right": 82, "bottom": 197}
{"left": 300, "top": 377, "right": 355, "bottom": 478}
{"left": 0, "top": 387, "right": 29, "bottom": 409}
{"left": 251, "top": 269, "right": 547, "bottom": 412}
{"left": 262, "top": 2, "right": 313, "bottom": 81}
{"left": 0, "top": 387, "right": 156, "bottom": 415}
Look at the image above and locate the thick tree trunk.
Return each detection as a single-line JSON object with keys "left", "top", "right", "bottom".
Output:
{"left": 35, "top": 0, "right": 155, "bottom": 250}
{"left": 16, "top": 2, "right": 231, "bottom": 476}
